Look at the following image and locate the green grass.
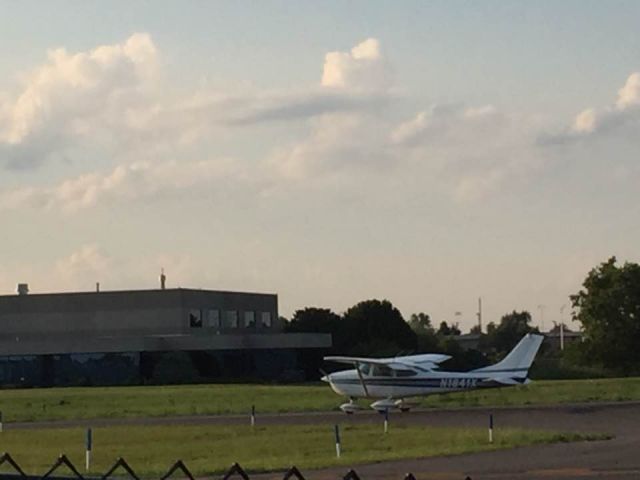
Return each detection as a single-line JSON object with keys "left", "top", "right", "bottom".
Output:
{"left": 418, "top": 377, "right": 640, "bottom": 409}
{"left": 1, "top": 377, "right": 640, "bottom": 423}
{"left": 0, "top": 424, "right": 607, "bottom": 477}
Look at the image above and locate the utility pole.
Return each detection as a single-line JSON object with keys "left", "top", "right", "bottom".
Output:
{"left": 477, "top": 297, "right": 482, "bottom": 333}
{"left": 560, "top": 305, "right": 566, "bottom": 351}
{"left": 537, "top": 304, "right": 545, "bottom": 332}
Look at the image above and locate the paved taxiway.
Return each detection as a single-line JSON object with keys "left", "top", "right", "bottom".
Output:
{"left": 8, "top": 402, "right": 640, "bottom": 479}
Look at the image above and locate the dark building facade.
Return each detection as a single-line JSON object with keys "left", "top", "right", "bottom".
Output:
{"left": 0, "top": 288, "right": 331, "bottom": 387}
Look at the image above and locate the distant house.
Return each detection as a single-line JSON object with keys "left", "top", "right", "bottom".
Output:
{"left": 544, "top": 329, "right": 583, "bottom": 351}
{"left": 452, "top": 333, "right": 482, "bottom": 350}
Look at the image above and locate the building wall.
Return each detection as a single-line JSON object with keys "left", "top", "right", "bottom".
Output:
{"left": 0, "top": 288, "right": 331, "bottom": 386}
{"left": 0, "top": 288, "right": 280, "bottom": 340}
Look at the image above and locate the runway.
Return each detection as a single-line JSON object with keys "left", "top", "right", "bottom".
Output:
{"left": 7, "top": 402, "right": 640, "bottom": 479}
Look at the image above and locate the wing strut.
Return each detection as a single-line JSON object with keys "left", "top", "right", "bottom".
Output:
{"left": 354, "top": 361, "right": 369, "bottom": 397}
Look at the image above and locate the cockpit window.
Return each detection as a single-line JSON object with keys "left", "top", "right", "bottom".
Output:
{"left": 358, "top": 363, "right": 371, "bottom": 375}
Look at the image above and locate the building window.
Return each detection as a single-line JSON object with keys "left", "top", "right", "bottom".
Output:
{"left": 189, "top": 309, "right": 203, "bottom": 328}
{"left": 261, "top": 312, "right": 272, "bottom": 328}
{"left": 207, "top": 309, "right": 220, "bottom": 328}
{"left": 224, "top": 310, "right": 238, "bottom": 329}
{"left": 244, "top": 311, "right": 255, "bottom": 328}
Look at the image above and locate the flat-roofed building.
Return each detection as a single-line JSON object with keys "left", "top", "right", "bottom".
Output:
{"left": 0, "top": 287, "right": 331, "bottom": 387}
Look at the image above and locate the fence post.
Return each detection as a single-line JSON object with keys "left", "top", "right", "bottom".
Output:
{"left": 334, "top": 424, "right": 341, "bottom": 458}
{"left": 85, "top": 428, "right": 92, "bottom": 471}
{"left": 0, "top": 411, "right": 3, "bottom": 433}
{"left": 251, "top": 405, "right": 255, "bottom": 428}
{"left": 384, "top": 409, "right": 389, "bottom": 434}
{"left": 489, "top": 413, "right": 494, "bottom": 444}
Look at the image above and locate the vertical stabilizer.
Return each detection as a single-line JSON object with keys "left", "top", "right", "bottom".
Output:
{"left": 473, "top": 333, "right": 544, "bottom": 376}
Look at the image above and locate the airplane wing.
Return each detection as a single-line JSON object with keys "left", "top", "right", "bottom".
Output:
{"left": 393, "top": 354, "right": 452, "bottom": 365}
{"left": 324, "top": 354, "right": 451, "bottom": 371}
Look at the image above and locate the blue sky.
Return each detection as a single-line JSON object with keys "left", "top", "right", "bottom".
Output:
{"left": 1, "top": 1, "right": 639, "bottom": 330}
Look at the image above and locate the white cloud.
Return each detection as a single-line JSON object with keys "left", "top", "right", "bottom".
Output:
{"left": 572, "top": 108, "right": 597, "bottom": 133}
{"left": 268, "top": 112, "right": 394, "bottom": 180}
{"left": 0, "top": 156, "right": 242, "bottom": 212}
{"left": 0, "top": 33, "right": 159, "bottom": 169}
{"left": 321, "top": 38, "right": 392, "bottom": 92}
{"left": 542, "top": 72, "right": 640, "bottom": 143}
{"left": 55, "top": 244, "right": 113, "bottom": 286}
{"left": 0, "top": 35, "right": 398, "bottom": 172}
{"left": 616, "top": 72, "right": 640, "bottom": 109}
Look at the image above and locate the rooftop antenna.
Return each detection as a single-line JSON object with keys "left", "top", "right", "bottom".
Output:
{"left": 160, "top": 268, "right": 166, "bottom": 290}
{"left": 477, "top": 297, "right": 482, "bottom": 333}
{"left": 96, "top": 282, "right": 100, "bottom": 292}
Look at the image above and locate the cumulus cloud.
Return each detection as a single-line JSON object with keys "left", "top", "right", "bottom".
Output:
{"left": 0, "top": 157, "right": 242, "bottom": 212}
{"left": 55, "top": 244, "right": 113, "bottom": 285}
{"left": 616, "top": 72, "right": 640, "bottom": 109}
{"left": 0, "top": 33, "right": 159, "bottom": 169}
{"left": 0, "top": 35, "right": 398, "bottom": 172}
{"left": 390, "top": 104, "right": 540, "bottom": 202}
{"left": 268, "top": 112, "right": 394, "bottom": 180}
{"left": 321, "top": 38, "right": 392, "bottom": 92}
{"left": 541, "top": 72, "right": 640, "bottom": 144}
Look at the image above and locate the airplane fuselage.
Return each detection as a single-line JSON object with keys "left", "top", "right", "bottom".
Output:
{"left": 325, "top": 369, "right": 520, "bottom": 399}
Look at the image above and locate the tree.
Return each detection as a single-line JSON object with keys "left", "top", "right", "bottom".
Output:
{"left": 437, "top": 321, "right": 461, "bottom": 336}
{"left": 343, "top": 299, "right": 417, "bottom": 356}
{"left": 409, "top": 312, "right": 433, "bottom": 334}
{"left": 485, "top": 310, "right": 538, "bottom": 358}
{"left": 470, "top": 324, "right": 482, "bottom": 334}
{"left": 571, "top": 256, "right": 640, "bottom": 374}
{"left": 286, "top": 307, "right": 341, "bottom": 334}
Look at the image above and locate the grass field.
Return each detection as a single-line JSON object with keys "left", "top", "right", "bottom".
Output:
{"left": 1, "top": 377, "right": 639, "bottom": 423}
{"left": 0, "top": 423, "right": 606, "bottom": 477}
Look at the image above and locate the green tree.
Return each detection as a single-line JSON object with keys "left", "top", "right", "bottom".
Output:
{"left": 286, "top": 307, "right": 341, "bottom": 334}
{"left": 571, "top": 256, "right": 640, "bottom": 374}
{"left": 409, "top": 312, "right": 433, "bottom": 334}
{"left": 437, "top": 321, "right": 461, "bottom": 336}
{"left": 486, "top": 310, "right": 538, "bottom": 358}
{"left": 343, "top": 299, "right": 417, "bottom": 356}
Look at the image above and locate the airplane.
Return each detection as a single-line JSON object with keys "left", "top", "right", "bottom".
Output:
{"left": 321, "top": 333, "right": 544, "bottom": 413}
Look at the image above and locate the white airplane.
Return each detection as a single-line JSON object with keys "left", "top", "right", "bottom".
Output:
{"left": 321, "top": 333, "right": 544, "bottom": 413}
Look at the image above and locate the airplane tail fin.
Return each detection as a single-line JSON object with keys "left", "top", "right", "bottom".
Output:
{"left": 473, "top": 333, "right": 544, "bottom": 378}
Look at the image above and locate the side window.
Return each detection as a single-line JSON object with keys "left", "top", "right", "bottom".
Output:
{"left": 261, "top": 312, "right": 272, "bottom": 328}
{"left": 395, "top": 369, "right": 417, "bottom": 377}
{"left": 224, "top": 310, "right": 238, "bottom": 329}
{"left": 372, "top": 365, "right": 393, "bottom": 377}
{"left": 189, "top": 309, "right": 203, "bottom": 328}
{"left": 207, "top": 309, "right": 220, "bottom": 328}
{"left": 358, "top": 363, "right": 371, "bottom": 376}
{"left": 244, "top": 311, "right": 255, "bottom": 328}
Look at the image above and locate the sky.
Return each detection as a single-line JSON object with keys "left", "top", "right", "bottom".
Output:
{"left": 1, "top": 1, "right": 640, "bottom": 331}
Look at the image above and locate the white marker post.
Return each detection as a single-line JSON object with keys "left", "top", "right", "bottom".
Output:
{"left": 251, "top": 405, "right": 256, "bottom": 428}
{"left": 0, "top": 411, "right": 3, "bottom": 433}
{"left": 85, "top": 427, "right": 92, "bottom": 471}
{"left": 384, "top": 409, "right": 389, "bottom": 434}
{"left": 334, "top": 424, "right": 341, "bottom": 458}
{"left": 488, "top": 413, "right": 494, "bottom": 444}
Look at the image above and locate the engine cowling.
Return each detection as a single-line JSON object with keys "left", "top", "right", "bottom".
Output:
{"left": 340, "top": 402, "right": 362, "bottom": 414}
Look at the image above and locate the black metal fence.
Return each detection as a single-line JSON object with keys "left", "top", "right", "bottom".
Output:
{"left": 0, "top": 453, "right": 472, "bottom": 480}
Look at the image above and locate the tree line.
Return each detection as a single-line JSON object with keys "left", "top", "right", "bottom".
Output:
{"left": 285, "top": 256, "right": 640, "bottom": 378}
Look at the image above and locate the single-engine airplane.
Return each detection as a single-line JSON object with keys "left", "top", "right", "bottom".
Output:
{"left": 322, "top": 333, "right": 544, "bottom": 413}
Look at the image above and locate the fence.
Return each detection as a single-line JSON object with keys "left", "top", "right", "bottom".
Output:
{"left": 0, "top": 453, "right": 472, "bottom": 480}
